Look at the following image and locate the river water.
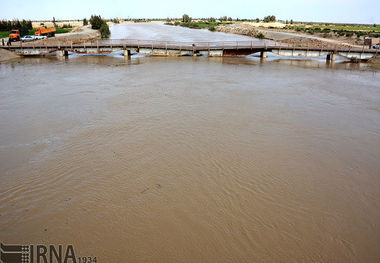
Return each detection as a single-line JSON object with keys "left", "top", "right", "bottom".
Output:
{"left": 0, "top": 23, "right": 380, "bottom": 262}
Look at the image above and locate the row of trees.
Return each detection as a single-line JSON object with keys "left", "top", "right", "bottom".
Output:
{"left": 0, "top": 19, "right": 33, "bottom": 35}
{"left": 89, "top": 15, "right": 110, "bottom": 38}
{"left": 181, "top": 14, "right": 277, "bottom": 23}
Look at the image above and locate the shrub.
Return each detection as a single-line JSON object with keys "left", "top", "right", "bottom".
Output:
{"left": 345, "top": 32, "right": 353, "bottom": 37}
{"left": 337, "top": 30, "right": 345, "bottom": 36}
{"left": 209, "top": 26, "right": 215, "bottom": 31}
{"left": 322, "top": 33, "right": 331, "bottom": 38}
{"left": 255, "top": 33, "right": 265, "bottom": 39}
{"left": 99, "top": 21, "right": 110, "bottom": 38}
{"left": 83, "top": 18, "right": 88, "bottom": 26}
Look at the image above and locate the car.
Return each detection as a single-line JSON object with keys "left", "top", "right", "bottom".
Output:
{"left": 372, "top": 43, "right": 380, "bottom": 49}
{"left": 20, "top": 35, "right": 36, "bottom": 42}
{"left": 34, "top": 35, "right": 47, "bottom": 40}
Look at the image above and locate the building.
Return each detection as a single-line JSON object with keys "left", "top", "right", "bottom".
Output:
{"left": 364, "top": 38, "right": 380, "bottom": 48}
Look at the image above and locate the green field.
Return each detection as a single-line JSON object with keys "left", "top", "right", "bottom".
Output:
{"left": 0, "top": 31, "right": 9, "bottom": 38}
{"left": 55, "top": 28, "right": 72, "bottom": 34}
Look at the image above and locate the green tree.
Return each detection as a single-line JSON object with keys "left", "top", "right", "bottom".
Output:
{"left": 182, "top": 14, "right": 191, "bottom": 23}
{"left": 90, "top": 15, "right": 104, "bottom": 29}
{"left": 100, "top": 21, "right": 110, "bottom": 38}
{"left": 209, "top": 17, "right": 216, "bottom": 23}
{"left": 52, "top": 17, "right": 57, "bottom": 27}
{"left": 263, "top": 15, "right": 276, "bottom": 23}
{"left": 83, "top": 18, "right": 88, "bottom": 26}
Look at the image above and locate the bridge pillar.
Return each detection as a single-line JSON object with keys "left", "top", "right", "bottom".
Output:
{"left": 59, "top": 50, "right": 69, "bottom": 57}
{"left": 123, "top": 49, "right": 131, "bottom": 57}
{"left": 260, "top": 51, "right": 267, "bottom": 58}
{"left": 326, "top": 53, "right": 336, "bottom": 62}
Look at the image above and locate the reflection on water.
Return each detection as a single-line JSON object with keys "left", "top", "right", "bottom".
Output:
{"left": 0, "top": 52, "right": 380, "bottom": 263}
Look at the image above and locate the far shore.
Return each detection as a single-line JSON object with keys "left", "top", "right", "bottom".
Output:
{"left": 1, "top": 21, "right": 378, "bottom": 64}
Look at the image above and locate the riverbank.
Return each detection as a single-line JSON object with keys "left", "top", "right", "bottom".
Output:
{"left": 0, "top": 26, "right": 99, "bottom": 62}
{"left": 0, "top": 48, "right": 20, "bottom": 62}
{"left": 215, "top": 22, "right": 376, "bottom": 49}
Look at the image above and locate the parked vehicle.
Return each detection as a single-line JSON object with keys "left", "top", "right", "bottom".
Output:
{"left": 34, "top": 35, "right": 47, "bottom": 40}
{"left": 372, "top": 43, "right": 380, "bottom": 49}
{"left": 9, "top": 30, "right": 20, "bottom": 42}
{"left": 34, "top": 27, "right": 56, "bottom": 37}
{"left": 20, "top": 35, "right": 36, "bottom": 42}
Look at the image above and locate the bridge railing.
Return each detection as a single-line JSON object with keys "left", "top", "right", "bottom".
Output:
{"left": 5, "top": 38, "right": 375, "bottom": 53}
{"left": 10, "top": 39, "right": 280, "bottom": 49}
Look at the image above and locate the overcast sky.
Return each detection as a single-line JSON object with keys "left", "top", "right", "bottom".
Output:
{"left": 1, "top": 0, "right": 379, "bottom": 24}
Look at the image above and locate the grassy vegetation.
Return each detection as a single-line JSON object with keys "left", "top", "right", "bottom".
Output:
{"left": 55, "top": 28, "right": 72, "bottom": 34}
{"left": 166, "top": 21, "right": 232, "bottom": 31}
{"left": 284, "top": 24, "right": 380, "bottom": 38}
{"left": 0, "top": 31, "right": 9, "bottom": 38}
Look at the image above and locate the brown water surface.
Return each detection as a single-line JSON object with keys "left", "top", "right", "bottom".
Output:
{"left": 0, "top": 35, "right": 380, "bottom": 262}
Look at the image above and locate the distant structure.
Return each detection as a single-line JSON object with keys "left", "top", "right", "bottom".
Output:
{"left": 364, "top": 38, "right": 379, "bottom": 48}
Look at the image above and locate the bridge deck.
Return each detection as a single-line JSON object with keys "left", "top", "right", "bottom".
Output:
{"left": 2, "top": 39, "right": 379, "bottom": 57}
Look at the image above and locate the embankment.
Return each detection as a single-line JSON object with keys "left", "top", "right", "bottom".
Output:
{"left": 215, "top": 24, "right": 258, "bottom": 38}
{"left": 216, "top": 23, "right": 363, "bottom": 49}
{"left": 0, "top": 48, "right": 19, "bottom": 62}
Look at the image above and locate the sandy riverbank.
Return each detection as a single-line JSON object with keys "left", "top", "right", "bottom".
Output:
{"left": 0, "top": 26, "right": 100, "bottom": 62}
{"left": 216, "top": 23, "right": 367, "bottom": 49}
{"left": 39, "top": 26, "right": 100, "bottom": 45}
{"left": 0, "top": 48, "right": 20, "bottom": 62}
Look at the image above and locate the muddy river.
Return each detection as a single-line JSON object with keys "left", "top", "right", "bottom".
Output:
{"left": 0, "top": 24, "right": 379, "bottom": 262}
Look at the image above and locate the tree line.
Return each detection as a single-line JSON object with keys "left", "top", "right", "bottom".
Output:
{"left": 179, "top": 14, "right": 277, "bottom": 23}
{"left": 0, "top": 19, "right": 33, "bottom": 35}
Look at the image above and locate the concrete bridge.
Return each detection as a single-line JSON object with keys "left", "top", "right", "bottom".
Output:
{"left": 2, "top": 39, "right": 378, "bottom": 61}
